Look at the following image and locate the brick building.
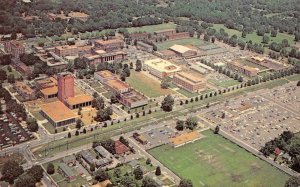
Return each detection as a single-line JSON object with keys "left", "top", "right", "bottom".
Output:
{"left": 130, "top": 32, "right": 148, "bottom": 41}
{"left": 57, "top": 72, "right": 75, "bottom": 102}
{"left": 94, "top": 39, "right": 124, "bottom": 52}
{"left": 173, "top": 71, "right": 206, "bottom": 93}
{"left": 227, "top": 61, "right": 259, "bottom": 77}
{"left": 136, "top": 41, "right": 153, "bottom": 53}
{"left": 94, "top": 70, "right": 116, "bottom": 83}
{"left": 4, "top": 41, "right": 25, "bottom": 58}
{"left": 166, "top": 32, "right": 190, "bottom": 40}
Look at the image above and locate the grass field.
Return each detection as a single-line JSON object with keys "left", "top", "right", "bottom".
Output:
{"left": 286, "top": 74, "right": 300, "bottom": 82}
{"left": 212, "top": 24, "right": 295, "bottom": 45}
{"left": 149, "top": 130, "right": 289, "bottom": 187}
{"left": 155, "top": 38, "right": 207, "bottom": 50}
{"left": 126, "top": 71, "right": 175, "bottom": 98}
{"left": 208, "top": 79, "right": 239, "bottom": 88}
{"left": 127, "top": 22, "right": 176, "bottom": 33}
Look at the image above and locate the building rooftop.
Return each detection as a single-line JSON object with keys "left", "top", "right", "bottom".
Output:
{"left": 144, "top": 58, "right": 181, "bottom": 73}
{"left": 36, "top": 77, "right": 57, "bottom": 88}
{"left": 154, "top": 29, "right": 176, "bottom": 34}
{"left": 121, "top": 90, "right": 148, "bottom": 103}
{"left": 66, "top": 95, "right": 93, "bottom": 106}
{"left": 158, "top": 49, "right": 177, "bottom": 56}
{"left": 175, "top": 71, "right": 205, "bottom": 85}
{"left": 169, "top": 44, "right": 193, "bottom": 54}
{"left": 95, "top": 70, "right": 115, "bottom": 78}
{"left": 40, "top": 86, "right": 58, "bottom": 96}
{"left": 170, "top": 131, "right": 201, "bottom": 147}
{"left": 14, "top": 82, "right": 34, "bottom": 95}
{"left": 95, "top": 39, "right": 123, "bottom": 45}
{"left": 95, "top": 146, "right": 112, "bottom": 158}
{"left": 55, "top": 45, "right": 77, "bottom": 50}
{"left": 115, "top": 140, "right": 130, "bottom": 154}
{"left": 95, "top": 49, "right": 106, "bottom": 54}
{"left": 106, "top": 79, "right": 130, "bottom": 91}
{"left": 58, "top": 163, "right": 75, "bottom": 177}
{"left": 40, "top": 101, "right": 77, "bottom": 122}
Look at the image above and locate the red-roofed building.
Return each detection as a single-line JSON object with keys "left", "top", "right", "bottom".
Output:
{"left": 114, "top": 140, "right": 130, "bottom": 155}
{"left": 274, "top": 147, "right": 281, "bottom": 156}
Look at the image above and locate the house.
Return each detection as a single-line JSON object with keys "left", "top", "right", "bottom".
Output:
{"left": 58, "top": 163, "right": 76, "bottom": 182}
{"left": 80, "top": 150, "right": 95, "bottom": 166}
{"left": 62, "top": 155, "right": 76, "bottom": 166}
{"left": 114, "top": 140, "right": 130, "bottom": 155}
{"left": 95, "top": 146, "right": 112, "bottom": 158}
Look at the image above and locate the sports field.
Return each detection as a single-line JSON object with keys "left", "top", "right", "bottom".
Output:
{"left": 149, "top": 130, "right": 289, "bottom": 187}
{"left": 127, "top": 22, "right": 176, "bottom": 33}
{"left": 155, "top": 38, "right": 207, "bottom": 50}
{"left": 126, "top": 71, "right": 175, "bottom": 98}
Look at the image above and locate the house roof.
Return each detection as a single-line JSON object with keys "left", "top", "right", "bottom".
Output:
{"left": 115, "top": 140, "right": 130, "bottom": 154}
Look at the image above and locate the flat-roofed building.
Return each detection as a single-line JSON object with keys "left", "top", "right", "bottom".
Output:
{"left": 169, "top": 44, "right": 197, "bottom": 58}
{"left": 66, "top": 95, "right": 93, "bottom": 109}
{"left": 119, "top": 90, "right": 148, "bottom": 109}
{"left": 166, "top": 32, "right": 190, "bottom": 40}
{"left": 14, "top": 81, "right": 36, "bottom": 101}
{"left": 94, "top": 70, "right": 116, "bottom": 83}
{"left": 40, "top": 101, "right": 77, "bottom": 127}
{"left": 130, "top": 32, "right": 148, "bottom": 41}
{"left": 169, "top": 131, "right": 201, "bottom": 148}
{"left": 227, "top": 61, "right": 259, "bottom": 77}
{"left": 173, "top": 71, "right": 206, "bottom": 93}
{"left": 12, "top": 62, "right": 31, "bottom": 76}
{"left": 144, "top": 58, "right": 181, "bottom": 79}
{"left": 155, "top": 50, "right": 177, "bottom": 59}
{"left": 136, "top": 41, "right": 153, "bottom": 53}
{"left": 94, "top": 146, "right": 112, "bottom": 158}
{"left": 94, "top": 39, "right": 124, "bottom": 52}
{"left": 105, "top": 79, "right": 130, "bottom": 94}
{"left": 154, "top": 29, "right": 176, "bottom": 37}
{"left": 249, "top": 56, "right": 289, "bottom": 72}
{"left": 35, "top": 76, "right": 57, "bottom": 90}
{"left": 40, "top": 86, "right": 58, "bottom": 99}
{"left": 83, "top": 51, "right": 127, "bottom": 64}
{"left": 58, "top": 163, "right": 76, "bottom": 182}
{"left": 55, "top": 45, "right": 78, "bottom": 57}
{"left": 4, "top": 41, "right": 25, "bottom": 59}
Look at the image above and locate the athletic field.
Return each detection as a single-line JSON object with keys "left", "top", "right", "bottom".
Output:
{"left": 149, "top": 130, "right": 289, "bottom": 187}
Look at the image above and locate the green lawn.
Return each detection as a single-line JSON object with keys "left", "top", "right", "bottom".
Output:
{"left": 212, "top": 24, "right": 295, "bottom": 45}
{"left": 149, "top": 130, "right": 289, "bottom": 187}
{"left": 176, "top": 88, "right": 199, "bottom": 98}
{"left": 127, "top": 22, "right": 176, "bottom": 33}
{"left": 286, "top": 74, "right": 300, "bottom": 82}
{"left": 208, "top": 79, "right": 239, "bottom": 88}
{"left": 126, "top": 71, "right": 175, "bottom": 98}
{"left": 155, "top": 38, "right": 208, "bottom": 50}
{"left": 95, "top": 86, "right": 106, "bottom": 93}
{"left": 32, "top": 111, "right": 46, "bottom": 121}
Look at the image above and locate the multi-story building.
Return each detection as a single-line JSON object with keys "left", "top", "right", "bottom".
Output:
{"left": 65, "top": 95, "right": 93, "bottom": 109}
{"left": 12, "top": 62, "right": 31, "bottom": 76}
{"left": 129, "top": 32, "right": 149, "bottom": 41}
{"left": 83, "top": 51, "right": 127, "bottom": 65}
{"left": 227, "top": 61, "right": 259, "bottom": 77}
{"left": 119, "top": 90, "right": 148, "bottom": 109}
{"left": 94, "top": 70, "right": 116, "bottom": 83}
{"left": 249, "top": 56, "right": 289, "bottom": 72}
{"left": 40, "top": 101, "right": 77, "bottom": 127}
{"left": 57, "top": 72, "right": 75, "bottom": 102}
{"left": 94, "top": 39, "right": 124, "bottom": 52}
{"left": 166, "top": 32, "right": 190, "bottom": 40}
{"left": 144, "top": 58, "right": 181, "bottom": 79}
{"left": 136, "top": 41, "right": 153, "bottom": 53}
{"left": 4, "top": 41, "right": 25, "bottom": 58}
{"left": 54, "top": 45, "right": 92, "bottom": 57}
{"left": 169, "top": 44, "right": 197, "bottom": 58}
{"left": 105, "top": 79, "right": 130, "bottom": 94}
{"left": 14, "top": 81, "right": 36, "bottom": 101}
{"left": 173, "top": 71, "right": 206, "bottom": 93}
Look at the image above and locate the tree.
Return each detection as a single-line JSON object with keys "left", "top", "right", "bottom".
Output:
{"left": 155, "top": 166, "right": 161, "bottom": 176}
{"left": 136, "top": 59, "right": 142, "bottom": 72}
{"left": 0, "top": 69, "right": 7, "bottom": 82}
{"left": 133, "top": 167, "right": 143, "bottom": 180}
{"left": 75, "top": 130, "right": 79, "bottom": 136}
{"left": 66, "top": 62, "right": 74, "bottom": 72}
{"left": 214, "top": 125, "right": 220, "bottom": 134}
{"left": 68, "top": 132, "right": 71, "bottom": 138}
{"left": 94, "top": 169, "right": 109, "bottom": 182}
{"left": 176, "top": 120, "right": 185, "bottom": 131}
{"left": 46, "top": 163, "right": 55, "bottom": 174}
{"left": 161, "top": 95, "right": 174, "bottom": 112}
{"left": 120, "top": 176, "right": 137, "bottom": 187}
{"left": 83, "top": 128, "right": 86, "bottom": 134}
{"left": 297, "top": 81, "right": 300, "bottom": 86}
{"left": 142, "top": 176, "right": 158, "bottom": 187}
{"left": 1, "top": 160, "right": 24, "bottom": 184}
{"left": 146, "top": 158, "right": 151, "bottom": 165}
{"left": 204, "top": 34, "right": 210, "bottom": 41}
{"left": 14, "top": 173, "right": 35, "bottom": 187}
{"left": 120, "top": 71, "right": 127, "bottom": 81}
{"left": 7, "top": 74, "right": 15, "bottom": 83}
{"left": 178, "top": 179, "right": 193, "bottom": 187}
{"left": 110, "top": 93, "right": 119, "bottom": 104}
{"left": 96, "top": 107, "right": 113, "bottom": 122}
{"left": 27, "top": 165, "right": 44, "bottom": 183}
{"left": 26, "top": 117, "right": 39, "bottom": 132}
{"left": 100, "top": 139, "right": 116, "bottom": 154}
{"left": 285, "top": 177, "right": 300, "bottom": 187}
{"left": 185, "top": 116, "right": 198, "bottom": 130}
{"left": 287, "top": 137, "right": 300, "bottom": 158}
{"left": 161, "top": 77, "right": 171, "bottom": 89}
{"left": 262, "top": 35, "right": 269, "bottom": 44}
{"left": 76, "top": 119, "right": 82, "bottom": 129}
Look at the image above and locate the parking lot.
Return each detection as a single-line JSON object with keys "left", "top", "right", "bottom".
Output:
{"left": 0, "top": 112, "right": 33, "bottom": 149}
{"left": 201, "top": 86, "right": 300, "bottom": 149}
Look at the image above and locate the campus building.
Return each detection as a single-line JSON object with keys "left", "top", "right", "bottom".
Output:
{"left": 173, "top": 71, "right": 206, "bottom": 93}
{"left": 35, "top": 76, "right": 58, "bottom": 99}
{"left": 14, "top": 81, "right": 36, "bottom": 101}
{"left": 83, "top": 51, "right": 127, "bottom": 64}
{"left": 129, "top": 32, "right": 149, "bottom": 41}
{"left": 57, "top": 72, "right": 75, "bottom": 102}
{"left": 12, "top": 62, "right": 31, "bottom": 76}
{"left": 65, "top": 95, "right": 93, "bottom": 109}
{"left": 154, "top": 29, "right": 176, "bottom": 37}
{"left": 94, "top": 39, "right": 124, "bottom": 52}
{"left": 105, "top": 79, "right": 130, "bottom": 94}
{"left": 227, "top": 61, "right": 259, "bottom": 77}
{"left": 119, "top": 90, "right": 148, "bottom": 109}
{"left": 54, "top": 45, "right": 92, "bottom": 57}
{"left": 94, "top": 70, "right": 116, "bottom": 83}
{"left": 4, "top": 41, "right": 25, "bottom": 58}
{"left": 249, "top": 56, "right": 289, "bottom": 72}
{"left": 136, "top": 41, "right": 153, "bottom": 53}
{"left": 166, "top": 32, "right": 190, "bottom": 40}
{"left": 144, "top": 58, "right": 181, "bottom": 79}
{"left": 40, "top": 101, "right": 77, "bottom": 127}
{"left": 169, "top": 44, "right": 197, "bottom": 58}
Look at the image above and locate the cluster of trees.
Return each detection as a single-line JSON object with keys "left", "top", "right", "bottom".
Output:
{"left": 95, "top": 106, "right": 113, "bottom": 122}
{"left": 175, "top": 116, "right": 198, "bottom": 131}
{"left": 259, "top": 131, "right": 300, "bottom": 172}
{"left": 26, "top": 117, "right": 39, "bottom": 132}
{"left": 0, "top": 160, "right": 43, "bottom": 187}
{"left": 0, "top": 54, "right": 12, "bottom": 66}
{"left": 161, "top": 95, "right": 174, "bottom": 112}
